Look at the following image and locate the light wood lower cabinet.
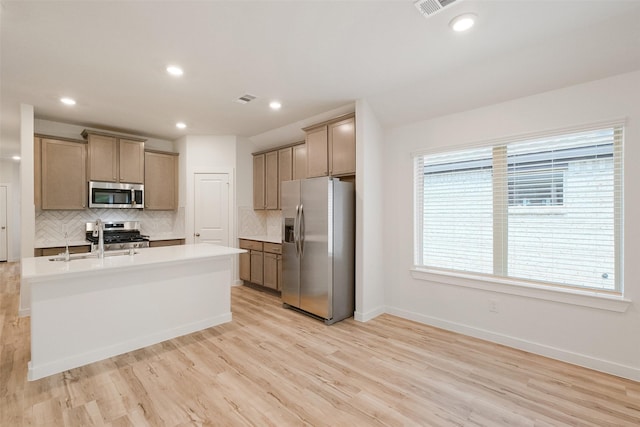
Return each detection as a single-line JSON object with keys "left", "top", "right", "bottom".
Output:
{"left": 148, "top": 239, "right": 185, "bottom": 248}
{"left": 239, "top": 251, "right": 251, "bottom": 281}
{"left": 35, "top": 245, "right": 91, "bottom": 257}
{"left": 263, "top": 252, "right": 278, "bottom": 290}
{"left": 239, "top": 239, "right": 282, "bottom": 291}
{"left": 250, "top": 250, "right": 264, "bottom": 285}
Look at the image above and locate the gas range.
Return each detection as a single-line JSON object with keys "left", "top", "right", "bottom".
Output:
{"left": 85, "top": 221, "right": 150, "bottom": 251}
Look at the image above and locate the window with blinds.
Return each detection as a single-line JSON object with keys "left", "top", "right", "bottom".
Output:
{"left": 414, "top": 124, "right": 623, "bottom": 292}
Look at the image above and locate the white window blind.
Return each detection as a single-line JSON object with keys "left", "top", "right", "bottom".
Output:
{"left": 414, "top": 125, "right": 623, "bottom": 292}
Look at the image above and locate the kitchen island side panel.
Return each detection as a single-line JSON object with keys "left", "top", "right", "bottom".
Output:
{"left": 28, "top": 255, "right": 232, "bottom": 381}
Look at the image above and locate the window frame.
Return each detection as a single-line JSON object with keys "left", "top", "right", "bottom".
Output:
{"left": 411, "top": 120, "right": 627, "bottom": 311}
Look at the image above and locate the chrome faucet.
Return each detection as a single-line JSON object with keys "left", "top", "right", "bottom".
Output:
{"left": 63, "top": 231, "right": 70, "bottom": 262}
{"left": 92, "top": 219, "right": 105, "bottom": 259}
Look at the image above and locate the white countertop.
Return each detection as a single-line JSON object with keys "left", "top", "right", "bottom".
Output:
{"left": 239, "top": 235, "right": 282, "bottom": 244}
{"left": 22, "top": 243, "right": 245, "bottom": 281}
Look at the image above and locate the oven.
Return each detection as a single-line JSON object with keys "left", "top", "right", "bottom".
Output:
{"left": 85, "top": 221, "right": 150, "bottom": 251}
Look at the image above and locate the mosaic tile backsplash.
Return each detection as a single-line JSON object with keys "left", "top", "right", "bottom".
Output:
{"left": 35, "top": 208, "right": 184, "bottom": 246}
{"left": 237, "top": 206, "right": 282, "bottom": 238}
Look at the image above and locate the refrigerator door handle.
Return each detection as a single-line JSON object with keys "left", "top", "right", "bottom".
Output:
{"left": 294, "top": 204, "right": 300, "bottom": 257}
{"left": 300, "top": 204, "right": 305, "bottom": 258}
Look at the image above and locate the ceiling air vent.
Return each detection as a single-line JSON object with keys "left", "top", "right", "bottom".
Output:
{"left": 414, "top": 0, "right": 461, "bottom": 19}
{"left": 235, "top": 94, "right": 257, "bottom": 104}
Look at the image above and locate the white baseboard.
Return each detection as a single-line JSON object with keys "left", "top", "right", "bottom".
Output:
{"left": 385, "top": 306, "right": 640, "bottom": 382}
{"left": 354, "top": 305, "right": 385, "bottom": 322}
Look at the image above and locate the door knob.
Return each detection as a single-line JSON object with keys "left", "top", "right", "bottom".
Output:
{"left": 0, "top": 226, "right": 5, "bottom": 230}
{"left": 195, "top": 233, "right": 200, "bottom": 237}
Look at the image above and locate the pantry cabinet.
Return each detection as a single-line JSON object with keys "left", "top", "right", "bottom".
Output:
{"left": 144, "top": 150, "right": 178, "bottom": 210}
{"left": 83, "top": 130, "right": 145, "bottom": 184}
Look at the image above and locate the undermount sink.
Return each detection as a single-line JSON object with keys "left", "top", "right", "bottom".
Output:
{"left": 48, "top": 249, "right": 138, "bottom": 262}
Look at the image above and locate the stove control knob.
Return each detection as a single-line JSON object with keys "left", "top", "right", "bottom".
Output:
{"left": 119, "top": 244, "right": 125, "bottom": 249}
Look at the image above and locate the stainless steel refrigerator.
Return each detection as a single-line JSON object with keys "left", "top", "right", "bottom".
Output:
{"left": 281, "top": 177, "right": 355, "bottom": 325}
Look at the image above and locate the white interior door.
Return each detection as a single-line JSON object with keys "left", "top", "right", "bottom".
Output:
{"left": 194, "top": 173, "right": 229, "bottom": 246}
{"left": 0, "top": 186, "right": 7, "bottom": 261}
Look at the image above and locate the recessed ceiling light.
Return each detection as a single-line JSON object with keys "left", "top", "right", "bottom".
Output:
{"left": 12, "top": 155, "right": 21, "bottom": 161}
{"left": 60, "top": 97, "right": 76, "bottom": 106}
{"left": 269, "top": 101, "right": 282, "bottom": 110}
{"left": 166, "top": 66, "right": 184, "bottom": 76}
{"left": 450, "top": 13, "right": 476, "bottom": 32}
{"left": 176, "top": 122, "right": 187, "bottom": 129}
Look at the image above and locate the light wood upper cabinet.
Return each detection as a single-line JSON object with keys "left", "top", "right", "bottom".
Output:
{"left": 328, "top": 117, "right": 356, "bottom": 176}
{"left": 306, "top": 126, "right": 329, "bottom": 178}
{"left": 253, "top": 154, "right": 265, "bottom": 210}
{"left": 119, "top": 139, "right": 145, "bottom": 184}
{"left": 83, "top": 130, "right": 145, "bottom": 183}
{"left": 41, "top": 138, "right": 87, "bottom": 210}
{"left": 278, "top": 147, "right": 292, "bottom": 209}
{"left": 293, "top": 144, "right": 307, "bottom": 180}
{"left": 34, "top": 137, "right": 41, "bottom": 209}
{"left": 253, "top": 141, "right": 305, "bottom": 210}
{"left": 144, "top": 150, "right": 178, "bottom": 210}
{"left": 265, "top": 151, "right": 279, "bottom": 210}
{"left": 279, "top": 146, "right": 292, "bottom": 183}
{"left": 87, "top": 133, "right": 117, "bottom": 182}
{"left": 304, "top": 114, "right": 356, "bottom": 178}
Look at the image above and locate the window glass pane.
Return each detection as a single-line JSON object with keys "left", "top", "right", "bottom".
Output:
{"left": 506, "top": 130, "right": 616, "bottom": 290}
{"left": 421, "top": 147, "right": 493, "bottom": 273}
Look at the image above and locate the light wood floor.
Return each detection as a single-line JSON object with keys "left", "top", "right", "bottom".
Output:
{"left": 1, "top": 261, "right": 639, "bottom": 426}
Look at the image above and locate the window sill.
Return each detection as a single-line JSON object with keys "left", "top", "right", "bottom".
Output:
{"left": 410, "top": 268, "right": 631, "bottom": 313}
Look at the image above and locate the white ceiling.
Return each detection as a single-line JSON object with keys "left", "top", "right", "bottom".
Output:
{"left": 2, "top": 0, "right": 640, "bottom": 157}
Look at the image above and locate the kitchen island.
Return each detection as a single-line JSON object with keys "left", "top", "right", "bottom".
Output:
{"left": 21, "top": 243, "right": 244, "bottom": 381}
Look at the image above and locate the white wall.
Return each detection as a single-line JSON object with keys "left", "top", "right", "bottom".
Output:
{"left": 382, "top": 70, "right": 640, "bottom": 381}
{"left": 177, "top": 135, "right": 239, "bottom": 283}
{"left": 354, "top": 100, "right": 385, "bottom": 321}
{"left": 235, "top": 136, "right": 255, "bottom": 209}
{"left": 19, "top": 105, "right": 35, "bottom": 260}
{"left": 178, "top": 135, "right": 237, "bottom": 244}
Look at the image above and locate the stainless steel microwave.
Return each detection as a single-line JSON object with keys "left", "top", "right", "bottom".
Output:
{"left": 89, "top": 181, "right": 144, "bottom": 209}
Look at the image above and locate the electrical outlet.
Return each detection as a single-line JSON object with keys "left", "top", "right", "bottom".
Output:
{"left": 488, "top": 299, "right": 499, "bottom": 313}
